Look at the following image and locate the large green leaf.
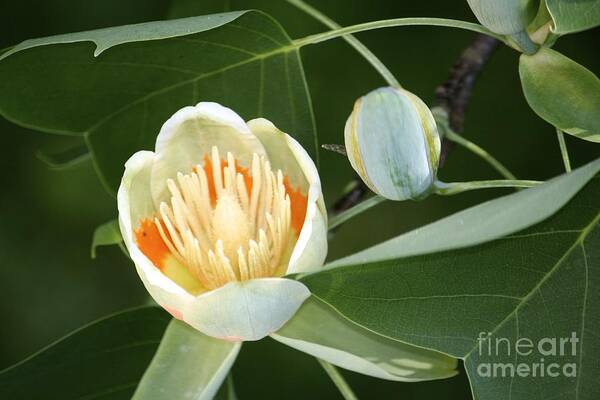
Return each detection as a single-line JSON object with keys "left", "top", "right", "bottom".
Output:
{"left": 0, "top": 11, "right": 317, "bottom": 194}
{"left": 302, "top": 161, "right": 600, "bottom": 400}
{"left": 133, "top": 319, "right": 241, "bottom": 400}
{"left": 546, "top": 0, "right": 600, "bottom": 34}
{"left": 519, "top": 47, "right": 600, "bottom": 142}
{"left": 0, "top": 307, "right": 170, "bottom": 400}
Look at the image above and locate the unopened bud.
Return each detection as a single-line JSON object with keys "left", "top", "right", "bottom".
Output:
{"left": 344, "top": 87, "right": 441, "bottom": 201}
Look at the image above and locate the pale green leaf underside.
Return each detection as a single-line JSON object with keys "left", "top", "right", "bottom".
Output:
{"left": 133, "top": 319, "right": 241, "bottom": 400}
{"left": 303, "top": 162, "right": 600, "bottom": 400}
{"left": 272, "top": 296, "right": 458, "bottom": 382}
{"left": 0, "top": 11, "right": 317, "bottom": 193}
{"left": 546, "top": 0, "right": 600, "bottom": 34}
{"left": 91, "top": 219, "right": 123, "bottom": 258}
{"left": 326, "top": 158, "right": 600, "bottom": 269}
{"left": 0, "top": 307, "right": 170, "bottom": 399}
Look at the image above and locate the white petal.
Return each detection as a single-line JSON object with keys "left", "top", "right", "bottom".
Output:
{"left": 151, "top": 102, "right": 266, "bottom": 206}
{"left": 133, "top": 319, "right": 241, "bottom": 400}
{"left": 247, "top": 118, "right": 327, "bottom": 274}
{"left": 286, "top": 189, "right": 328, "bottom": 274}
{"left": 284, "top": 134, "right": 328, "bottom": 274}
{"left": 247, "top": 118, "right": 308, "bottom": 189}
{"left": 271, "top": 297, "right": 458, "bottom": 382}
{"left": 118, "top": 150, "right": 193, "bottom": 313}
{"left": 182, "top": 278, "right": 310, "bottom": 341}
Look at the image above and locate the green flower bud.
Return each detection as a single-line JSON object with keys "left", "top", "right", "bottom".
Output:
{"left": 467, "top": 0, "right": 539, "bottom": 53}
{"left": 467, "top": 0, "right": 538, "bottom": 35}
{"left": 344, "top": 87, "right": 441, "bottom": 201}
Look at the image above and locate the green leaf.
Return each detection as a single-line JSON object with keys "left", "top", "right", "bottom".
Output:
{"left": 0, "top": 11, "right": 317, "bottom": 194}
{"left": 0, "top": 307, "right": 170, "bottom": 400}
{"left": 546, "top": 0, "right": 600, "bottom": 34}
{"left": 91, "top": 219, "right": 124, "bottom": 258}
{"left": 133, "top": 319, "right": 241, "bottom": 400}
{"left": 302, "top": 160, "right": 600, "bottom": 399}
{"left": 36, "top": 141, "right": 91, "bottom": 170}
{"left": 327, "top": 158, "right": 600, "bottom": 268}
{"left": 272, "top": 296, "right": 458, "bottom": 381}
{"left": 0, "top": 12, "right": 245, "bottom": 59}
{"left": 519, "top": 47, "right": 600, "bottom": 142}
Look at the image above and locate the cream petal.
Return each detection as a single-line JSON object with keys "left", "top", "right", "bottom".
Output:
{"left": 286, "top": 187, "right": 328, "bottom": 274}
{"left": 271, "top": 297, "right": 458, "bottom": 382}
{"left": 182, "top": 278, "right": 310, "bottom": 341}
{"left": 284, "top": 134, "right": 327, "bottom": 274}
{"left": 283, "top": 130, "right": 327, "bottom": 217}
{"left": 151, "top": 102, "right": 266, "bottom": 207}
{"left": 118, "top": 150, "right": 194, "bottom": 313}
{"left": 247, "top": 118, "right": 327, "bottom": 274}
{"left": 247, "top": 118, "right": 308, "bottom": 190}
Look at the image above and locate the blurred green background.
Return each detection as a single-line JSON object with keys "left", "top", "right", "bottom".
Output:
{"left": 1, "top": 0, "right": 598, "bottom": 398}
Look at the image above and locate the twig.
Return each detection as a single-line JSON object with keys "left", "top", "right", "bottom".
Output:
{"left": 318, "top": 359, "right": 359, "bottom": 400}
{"left": 443, "top": 129, "right": 516, "bottom": 180}
{"left": 434, "top": 34, "right": 499, "bottom": 166}
{"left": 332, "top": 179, "right": 369, "bottom": 214}
{"left": 286, "top": 0, "right": 399, "bottom": 87}
{"left": 555, "top": 128, "right": 572, "bottom": 172}
{"left": 330, "top": 195, "right": 386, "bottom": 229}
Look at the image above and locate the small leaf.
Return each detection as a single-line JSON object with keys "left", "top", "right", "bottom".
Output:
{"left": 302, "top": 160, "right": 600, "bottom": 400}
{"left": 272, "top": 296, "right": 457, "bottom": 381}
{"left": 519, "top": 47, "right": 600, "bottom": 142}
{"left": 546, "top": 0, "right": 600, "bottom": 34}
{"left": 133, "top": 319, "right": 241, "bottom": 400}
{"left": 91, "top": 219, "right": 123, "bottom": 258}
{"left": 0, "top": 11, "right": 317, "bottom": 194}
{"left": 0, "top": 307, "right": 170, "bottom": 399}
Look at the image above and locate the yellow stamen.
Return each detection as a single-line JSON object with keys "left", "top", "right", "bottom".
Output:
{"left": 154, "top": 146, "right": 293, "bottom": 290}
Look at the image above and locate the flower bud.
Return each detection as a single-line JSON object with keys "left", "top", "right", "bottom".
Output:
{"left": 467, "top": 0, "right": 538, "bottom": 35}
{"left": 344, "top": 87, "right": 441, "bottom": 201}
{"left": 467, "top": 0, "right": 539, "bottom": 53}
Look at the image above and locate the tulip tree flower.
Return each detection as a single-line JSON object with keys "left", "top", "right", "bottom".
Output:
{"left": 119, "top": 103, "right": 457, "bottom": 399}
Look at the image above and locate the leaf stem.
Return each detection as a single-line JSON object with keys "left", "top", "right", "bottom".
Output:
{"left": 444, "top": 129, "right": 517, "bottom": 180}
{"left": 434, "top": 179, "right": 541, "bottom": 195}
{"left": 292, "top": 18, "right": 508, "bottom": 48}
{"left": 0, "top": 45, "right": 14, "bottom": 55}
{"left": 285, "top": 0, "right": 399, "bottom": 87}
{"left": 317, "top": 359, "right": 359, "bottom": 400}
{"left": 329, "top": 195, "right": 386, "bottom": 231}
{"left": 556, "top": 128, "right": 572, "bottom": 172}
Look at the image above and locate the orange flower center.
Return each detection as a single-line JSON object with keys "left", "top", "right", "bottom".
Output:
{"left": 135, "top": 146, "right": 308, "bottom": 291}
